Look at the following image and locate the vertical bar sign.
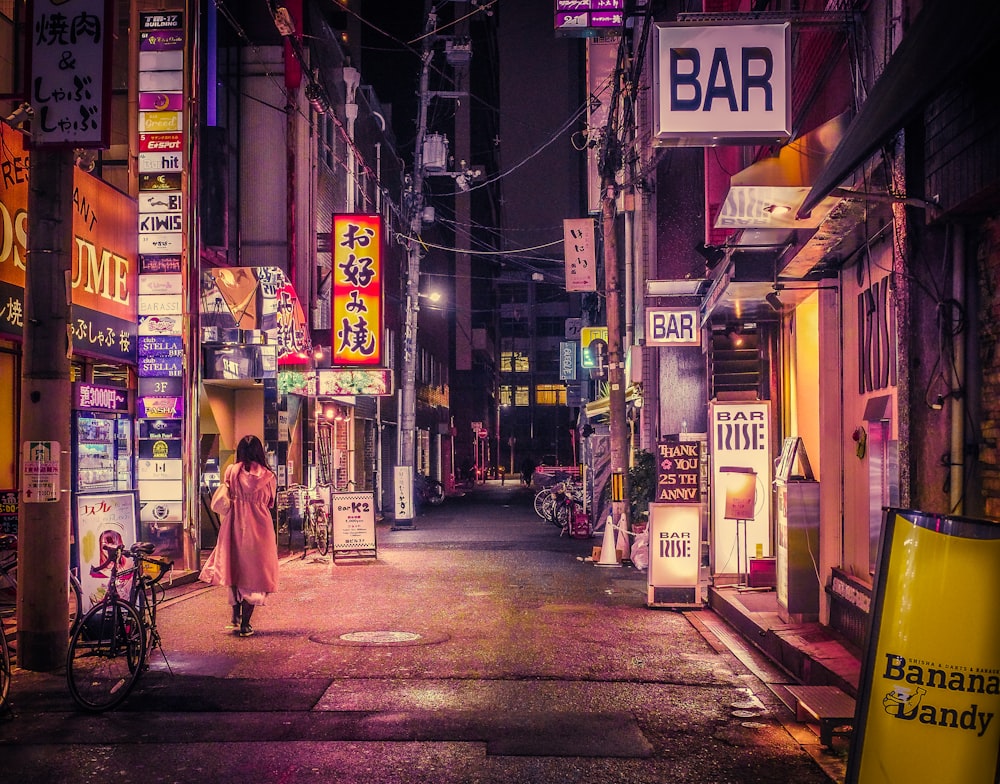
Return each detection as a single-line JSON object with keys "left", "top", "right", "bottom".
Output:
{"left": 847, "top": 508, "right": 1000, "bottom": 783}
{"left": 563, "top": 218, "right": 596, "bottom": 292}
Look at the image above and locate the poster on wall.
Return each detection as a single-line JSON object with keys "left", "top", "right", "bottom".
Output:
{"left": 709, "top": 401, "right": 771, "bottom": 577}
{"left": 847, "top": 508, "right": 1000, "bottom": 783}
{"left": 75, "top": 492, "right": 138, "bottom": 612}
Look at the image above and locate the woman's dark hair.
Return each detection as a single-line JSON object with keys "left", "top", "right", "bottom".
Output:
{"left": 236, "top": 435, "right": 268, "bottom": 471}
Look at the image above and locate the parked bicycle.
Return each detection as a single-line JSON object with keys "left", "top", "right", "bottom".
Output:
{"left": 280, "top": 484, "right": 331, "bottom": 558}
{"left": 66, "top": 540, "right": 173, "bottom": 712}
{"left": 414, "top": 472, "right": 445, "bottom": 509}
{"left": 0, "top": 533, "right": 84, "bottom": 636}
{"left": 533, "top": 481, "right": 587, "bottom": 535}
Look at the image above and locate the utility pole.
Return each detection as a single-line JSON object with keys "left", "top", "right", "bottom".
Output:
{"left": 600, "top": 43, "right": 629, "bottom": 533}
{"left": 18, "top": 147, "right": 75, "bottom": 670}
{"left": 395, "top": 6, "right": 437, "bottom": 529}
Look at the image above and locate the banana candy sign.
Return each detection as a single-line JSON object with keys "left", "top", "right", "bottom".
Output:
{"left": 848, "top": 508, "right": 1000, "bottom": 783}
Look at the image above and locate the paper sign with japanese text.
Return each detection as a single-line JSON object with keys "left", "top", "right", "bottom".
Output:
{"left": 563, "top": 218, "right": 597, "bottom": 292}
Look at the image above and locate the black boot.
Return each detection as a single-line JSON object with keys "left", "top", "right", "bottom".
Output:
{"left": 239, "top": 601, "right": 255, "bottom": 637}
{"left": 228, "top": 603, "right": 241, "bottom": 629}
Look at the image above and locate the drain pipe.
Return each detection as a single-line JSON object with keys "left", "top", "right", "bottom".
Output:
{"left": 950, "top": 226, "right": 965, "bottom": 514}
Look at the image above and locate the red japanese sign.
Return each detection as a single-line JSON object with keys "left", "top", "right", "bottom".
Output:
{"left": 332, "top": 214, "right": 382, "bottom": 366}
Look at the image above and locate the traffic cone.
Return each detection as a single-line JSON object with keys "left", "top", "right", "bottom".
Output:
{"left": 615, "top": 513, "right": 631, "bottom": 563}
{"left": 596, "top": 515, "right": 621, "bottom": 567}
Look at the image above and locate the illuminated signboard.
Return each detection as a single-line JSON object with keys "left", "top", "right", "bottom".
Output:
{"left": 332, "top": 214, "right": 383, "bottom": 366}
{"left": 554, "top": 0, "right": 624, "bottom": 37}
{"left": 653, "top": 23, "right": 791, "bottom": 146}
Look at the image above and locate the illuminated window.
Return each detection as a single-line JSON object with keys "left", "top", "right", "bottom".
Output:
{"left": 500, "top": 385, "right": 512, "bottom": 406}
{"left": 514, "top": 386, "right": 530, "bottom": 406}
{"left": 535, "top": 384, "right": 566, "bottom": 405}
{"left": 501, "top": 351, "right": 530, "bottom": 373}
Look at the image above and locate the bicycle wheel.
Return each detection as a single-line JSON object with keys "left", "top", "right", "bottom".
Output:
{"left": 533, "top": 489, "right": 552, "bottom": 519}
{"left": 0, "top": 623, "right": 10, "bottom": 711}
{"left": 554, "top": 499, "right": 574, "bottom": 531}
{"left": 315, "top": 508, "right": 330, "bottom": 556}
{"left": 68, "top": 571, "right": 83, "bottom": 637}
{"left": 66, "top": 598, "right": 146, "bottom": 712}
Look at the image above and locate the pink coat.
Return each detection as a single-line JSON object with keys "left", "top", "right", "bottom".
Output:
{"left": 199, "top": 461, "right": 279, "bottom": 595}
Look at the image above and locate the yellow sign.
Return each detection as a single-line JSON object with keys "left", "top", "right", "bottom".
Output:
{"left": 848, "top": 509, "right": 1000, "bottom": 783}
{"left": 580, "top": 326, "right": 608, "bottom": 346}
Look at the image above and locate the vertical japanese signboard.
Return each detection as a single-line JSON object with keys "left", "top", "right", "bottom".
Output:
{"left": 848, "top": 508, "right": 1000, "bottom": 783}
{"left": 563, "top": 218, "right": 597, "bottom": 292}
{"left": 332, "top": 214, "right": 383, "bottom": 366}
{"left": 27, "top": 0, "right": 113, "bottom": 147}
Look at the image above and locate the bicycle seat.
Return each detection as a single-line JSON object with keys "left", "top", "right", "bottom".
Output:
{"left": 131, "top": 541, "right": 157, "bottom": 555}
{"left": 0, "top": 533, "right": 15, "bottom": 551}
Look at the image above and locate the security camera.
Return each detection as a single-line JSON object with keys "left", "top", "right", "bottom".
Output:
{"left": 3, "top": 102, "right": 33, "bottom": 130}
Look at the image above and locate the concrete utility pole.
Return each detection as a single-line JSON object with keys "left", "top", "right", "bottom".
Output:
{"left": 600, "top": 42, "right": 630, "bottom": 532}
{"left": 396, "top": 7, "right": 438, "bottom": 529}
{"left": 18, "top": 148, "right": 74, "bottom": 671}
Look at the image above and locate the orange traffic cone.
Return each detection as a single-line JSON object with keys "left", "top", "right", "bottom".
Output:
{"left": 596, "top": 515, "right": 621, "bottom": 567}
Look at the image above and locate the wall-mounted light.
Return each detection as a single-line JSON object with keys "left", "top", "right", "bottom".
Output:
{"left": 3, "top": 102, "right": 33, "bottom": 131}
{"left": 930, "top": 389, "right": 962, "bottom": 410}
{"left": 74, "top": 148, "right": 97, "bottom": 172}
{"left": 765, "top": 291, "right": 783, "bottom": 312}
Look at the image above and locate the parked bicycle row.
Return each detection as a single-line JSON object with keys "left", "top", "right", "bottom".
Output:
{"left": 532, "top": 479, "right": 592, "bottom": 538}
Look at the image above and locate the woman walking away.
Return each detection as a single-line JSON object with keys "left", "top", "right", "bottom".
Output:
{"left": 200, "top": 435, "right": 278, "bottom": 637}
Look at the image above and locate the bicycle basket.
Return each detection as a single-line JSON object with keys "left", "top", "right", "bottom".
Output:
{"left": 140, "top": 555, "right": 173, "bottom": 585}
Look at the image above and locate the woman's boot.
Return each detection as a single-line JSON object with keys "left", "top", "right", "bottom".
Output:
{"left": 239, "top": 600, "right": 255, "bottom": 637}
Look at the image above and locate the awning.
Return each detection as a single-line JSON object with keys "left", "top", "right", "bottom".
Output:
{"left": 584, "top": 384, "right": 643, "bottom": 420}
{"left": 798, "top": 0, "right": 1000, "bottom": 218}
{"left": 715, "top": 112, "right": 848, "bottom": 230}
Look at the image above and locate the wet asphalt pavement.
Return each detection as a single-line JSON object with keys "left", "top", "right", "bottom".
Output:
{"left": 0, "top": 481, "right": 841, "bottom": 783}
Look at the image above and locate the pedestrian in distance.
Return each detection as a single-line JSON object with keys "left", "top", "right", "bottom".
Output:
{"left": 200, "top": 434, "right": 278, "bottom": 638}
{"left": 520, "top": 457, "right": 536, "bottom": 488}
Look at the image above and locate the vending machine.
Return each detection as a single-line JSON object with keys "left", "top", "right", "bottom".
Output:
{"left": 72, "top": 382, "right": 138, "bottom": 609}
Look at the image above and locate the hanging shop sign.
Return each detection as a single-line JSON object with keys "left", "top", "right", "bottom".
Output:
{"left": 563, "top": 218, "right": 597, "bottom": 292}
{"left": 554, "top": 0, "right": 623, "bottom": 37}
{"left": 653, "top": 23, "right": 791, "bottom": 146}
{"left": 27, "top": 0, "right": 113, "bottom": 148}
{"left": 75, "top": 383, "right": 129, "bottom": 414}
{"left": 316, "top": 368, "right": 393, "bottom": 397}
{"left": 647, "top": 308, "right": 700, "bottom": 346}
{"left": 848, "top": 508, "right": 1000, "bottom": 783}
{"left": 332, "top": 214, "right": 383, "bottom": 366}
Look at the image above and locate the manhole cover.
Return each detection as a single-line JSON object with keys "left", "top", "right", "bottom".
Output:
{"left": 340, "top": 631, "right": 422, "bottom": 643}
{"left": 309, "top": 629, "right": 450, "bottom": 647}
{"left": 731, "top": 709, "right": 760, "bottom": 718}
